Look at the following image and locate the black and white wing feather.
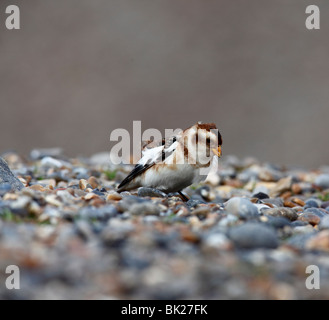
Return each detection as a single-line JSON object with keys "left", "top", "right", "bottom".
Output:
{"left": 117, "top": 135, "right": 179, "bottom": 191}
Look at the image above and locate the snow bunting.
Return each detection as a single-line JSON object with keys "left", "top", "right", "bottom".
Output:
{"left": 117, "top": 122, "right": 222, "bottom": 200}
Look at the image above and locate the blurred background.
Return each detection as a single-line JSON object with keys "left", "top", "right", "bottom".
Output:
{"left": 0, "top": 0, "right": 328, "bottom": 168}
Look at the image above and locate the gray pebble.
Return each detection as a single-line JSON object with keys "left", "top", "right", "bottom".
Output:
{"left": 117, "top": 195, "right": 146, "bottom": 212}
{"left": 228, "top": 222, "right": 279, "bottom": 249}
{"left": 138, "top": 187, "right": 167, "bottom": 198}
{"left": 319, "top": 215, "right": 329, "bottom": 230}
{"left": 291, "top": 220, "right": 309, "bottom": 227}
{"left": 286, "top": 233, "right": 316, "bottom": 250}
{"left": 129, "top": 202, "right": 160, "bottom": 216}
{"left": 264, "top": 216, "right": 291, "bottom": 229}
{"left": 218, "top": 213, "right": 239, "bottom": 228}
{"left": 304, "top": 199, "right": 320, "bottom": 209}
{"left": 292, "top": 224, "right": 316, "bottom": 235}
{"left": 304, "top": 207, "right": 328, "bottom": 218}
{"left": 225, "top": 197, "right": 259, "bottom": 219}
{"left": 0, "top": 157, "right": 24, "bottom": 191}
{"left": 314, "top": 174, "right": 329, "bottom": 189}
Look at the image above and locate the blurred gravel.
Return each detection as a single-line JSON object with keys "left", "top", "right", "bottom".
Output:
{"left": 1, "top": 150, "right": 329, "bottom": 299}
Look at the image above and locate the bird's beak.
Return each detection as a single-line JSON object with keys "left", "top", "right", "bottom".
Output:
{"left": 212, "top": 146, "right": 222, "bottom": 157}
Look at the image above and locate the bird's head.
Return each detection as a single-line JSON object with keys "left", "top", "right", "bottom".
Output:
{"left": 182, "top": 122, "right": 222, "bottom": 166}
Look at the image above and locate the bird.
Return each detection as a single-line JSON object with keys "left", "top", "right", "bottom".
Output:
{"left": 117, "top": 122, "right": 222, "bottom": 201}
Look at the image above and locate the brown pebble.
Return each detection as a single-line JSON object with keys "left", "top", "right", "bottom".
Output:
{"left": 298, "top": 212, "right": 321, "bottom": 226}
{"left": 83, "top": 193, "right": 99, "bottom": 201}
{"left": 88, "top": 176, "right": 99, "bottom": 189}
{"left": 263, "top": 207, "right": 298, "bottom": 221}
{"left": 79, "top": 179, "right": 88, "bottom": 190}
{"left": 283, "top": 200, "right": 296, "bottom": 208}
{"left": 106, "top": 192, "right": 122, "bottom": 201}
{"left": 281, "top": 191, "right": 292, "bottom": 199}
{"left": 270, "top": 176, "right": 292, "bottom": 197}
{"left": 29, "top": 184, "right": 46, "bottom": 192}
{"left": 291, "top": 197, "right": 305, "bottom": 207}
{"left": 292, "top": 183, "right": 302, "bottom": 194}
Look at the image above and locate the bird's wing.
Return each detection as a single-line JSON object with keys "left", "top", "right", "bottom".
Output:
{"left": 117, "top": 134, "right": 179, "bottom": 191}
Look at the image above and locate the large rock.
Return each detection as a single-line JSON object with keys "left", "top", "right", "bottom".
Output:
{"left": 0, "top": 157, "right": 24, "bottom": 191}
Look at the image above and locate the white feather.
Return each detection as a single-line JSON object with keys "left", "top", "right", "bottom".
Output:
{"left": 138, "top": 145, "right": 163, "bottom": 166}
{"left": 138, "top": 141, "right": 178, "bottom": 166}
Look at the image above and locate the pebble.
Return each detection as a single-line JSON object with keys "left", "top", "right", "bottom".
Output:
{"left": 260, "top": 198, "right": 284, "bottom": 207}
{"left": 319, "top": 216, "right": 329, "bottom": 230}
{"left": 292, "top": 224, "right": 315, "bottom": 235}
{"left": 138, "top": 187, "right": 167, "bottom": 198}
{"left": 203, "top": 233, "right": 232, "bottom": 250}
{"left": 304, "top": 199, "right": 320, "bottom": 208}
{"left": 129, "top": 202, "right": 161, "bottom": 216}
{"left": 269, "top": 176, "right": 292, "bottom": 197}
{"left": 306, "top": 230, "right": 329, "bottom": 252}
{"left": 321, "top": 201, "right": 329, "bottom": 209}
{"left": 45, "top": 195, "right": 62, "bottom": 207}
{"left": 225, "top": 197, "right": 259, "bottom": 219}
{"left": 262, "top": 215, "right": 291, "bottom": 229}
{"left": 106, "top": 191, "right": 122, "bottom": 201}
{"left": 262, "top": 207, "right": 298, "bottom": 221}
{"left": 291, "top": 197, "right": 305, "bottom": 207}
{"left": 314, "top": 174, "right": 329, "bottom": 189}
{"left": 304, "top": 207, "right": 328, "bottom": 217}
{"left": 30, "top": 148, "right": 63, "bottom": 160}
{"left": 40, "top": 156, "right": 65, "bottom": 168}
{"left": 37, "top": 179, "right": 56, "bottom": 188}
{"left": 298, "top": 212, "right": 321, "bottom": 226}
{"left": 228, "top": 222, "right": 279, "bottom": 249}
{"left": 88, "top": 176, "right": 99, "bottom": 189}
{"left": 286, "top": 233, "right": 316, "bottom": 250}
{"left": 79, "top": 179, "right": 88, "bottom": 190}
